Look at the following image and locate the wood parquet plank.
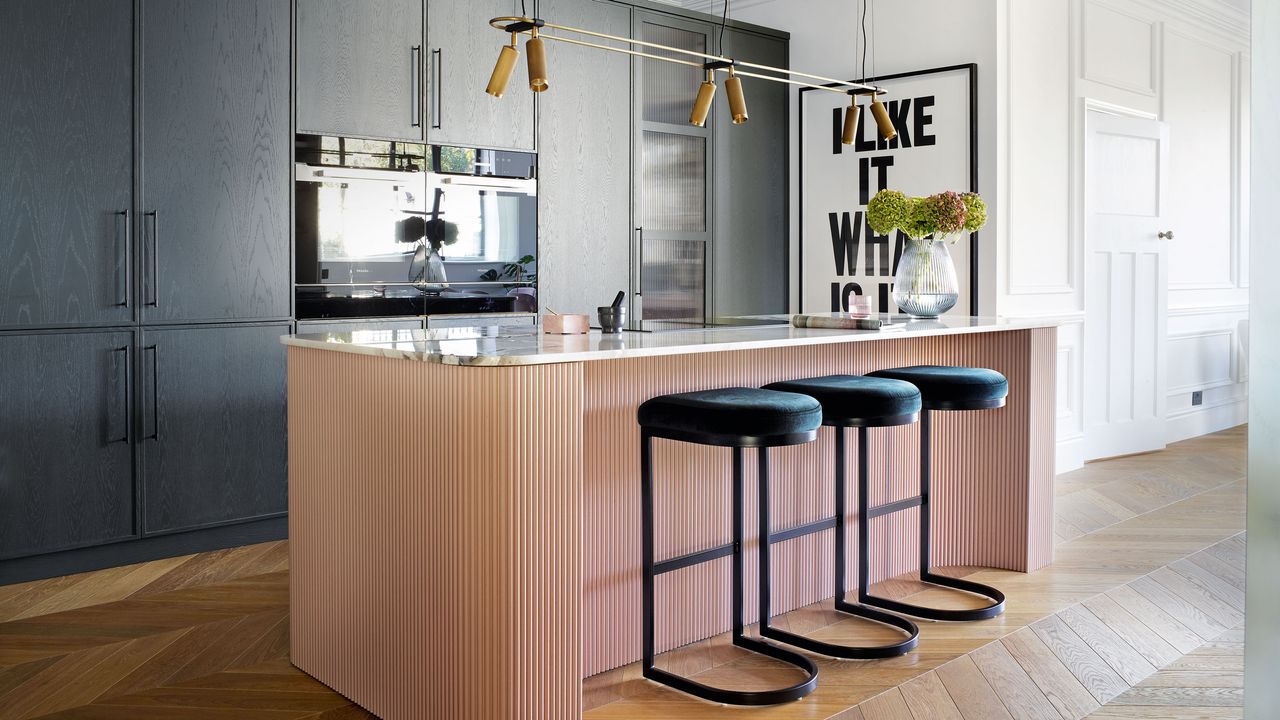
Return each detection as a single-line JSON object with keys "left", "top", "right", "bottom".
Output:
{"left": 1002, "top": 627, "right": 1101, "bottom": 718}
{"left": 1057, "top": 605, "right": 1158, "bottom": 685}
{"left": 1104, "top": 585, "right": 1204, "bottom": 653}
{"left": 858, "top": 688, "right": 916, "bottom": 720}
{"left": 1079, "top": 595, "right": 1181, "bottom": 668}
{"left": 1031, "top": 614, "right": 1132, "bottom": 702}
{"left": 934, "top": 655, "right": 1014, "bottom": 720}
{"left": 970, "top": 640, "right": 1061, "bottom": 720}
{"left": 897, "top": 670, "right": 965, "bottom": 720}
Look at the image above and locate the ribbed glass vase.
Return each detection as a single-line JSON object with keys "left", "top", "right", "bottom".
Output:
{"left": 892, "top": 237, "right": 960, "bottom": 318}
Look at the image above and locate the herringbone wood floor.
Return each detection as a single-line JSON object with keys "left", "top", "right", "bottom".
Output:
{"left": 0, "top": 427, "right": 1246, "bottom": 719}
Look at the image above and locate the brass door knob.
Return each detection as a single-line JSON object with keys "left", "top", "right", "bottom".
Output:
{"left": 1158, "top": 230, "right": 1175, "bottom": 240}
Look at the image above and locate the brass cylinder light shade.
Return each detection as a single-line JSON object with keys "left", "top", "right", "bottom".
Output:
{"left": 841, "top": 99, "right": 860, "bottom": 145}
{"left": 689, "top": 70, "right": 716, "bottom": 127}
{"left": 526, "top": 28, "right": 549, "bottom": 92}
{"left": 725, "top": 68, "right": 748, "bottom": 124}
{"left": 485, "top": 34, "right": 520, "bottom": 97}
{"left": 869, "top": 97, "right": 896, "bottom": 141}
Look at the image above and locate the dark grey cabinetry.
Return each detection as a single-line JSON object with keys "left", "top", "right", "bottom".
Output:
{"left": 0, "top": 331, "right": 136, "bottom": 559}
{"left": 427, "top": 0, "right": 536, "bottom": 151}
{"left": 710, "top": 29, "right": 788, "bottom": 317}
{"left": 140, "top": 324, "right": 289, "bottom": 534}
{"left": 297, "top": 0, "right": 425, "bottom": 142}
{"left": 140, "top": 0, "right": 292, "bottom": 323}
{"left": 0, "top": 0, "right": 134, "bottom": 329}
{"left": 536, "top": 0, "right": 631, "bottom": 316}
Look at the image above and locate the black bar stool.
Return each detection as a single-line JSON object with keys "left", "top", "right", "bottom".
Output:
{"left": 761, "top": 375, "right": 922, "bottom": 658}
{"left": 638, "top": 387, "right": 822, "bottom": 706}
{"left": 863, "top": 365, "right": 1009, "bottom": 621}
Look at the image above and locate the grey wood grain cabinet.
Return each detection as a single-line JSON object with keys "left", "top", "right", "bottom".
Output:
{"left": 535, "top": 0, "right": 631, "bottom": 316}
{"left": 0, "top": 331, "right": 136, "bottom": 559}
{"left": 0, "top": 0, "right": 134, "bottom": 329}
{"left": 297, "top": 0, "right": 425, "bottom": 142}
{"left": 710, "top": 28, "right": 788, "bottom": 317}
{"left": 139, "top": 324, "right": 289, "bottom": 534}
{"left": 139, "top": 0, "right": 292, "bottom": 324}
{"left": 427, "top": 0, "right": 535, "bottom": 151}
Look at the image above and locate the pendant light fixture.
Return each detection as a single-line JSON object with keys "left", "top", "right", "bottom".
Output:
{"left": 484, "top": 4, "right": 890, "bottom": 124}
{"left": 527, "top": 27, "right": 549, "bottom": 92}
{"left": 842, "top": 0, "right": 895, "bottom": 144}
{"left": 485, "top": 32, "right": 519, "bottom": 98}
{"left": 689, "top": 68, "right": 716, "bottom": 127}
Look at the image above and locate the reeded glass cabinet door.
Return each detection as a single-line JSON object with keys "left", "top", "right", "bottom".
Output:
{"left": 632, "top": 12, "right": 712, "bottom": 326}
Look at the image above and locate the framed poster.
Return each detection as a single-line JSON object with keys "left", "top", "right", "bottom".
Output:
{"left": 799, "top": 64, "right": 978, "bottom": 315}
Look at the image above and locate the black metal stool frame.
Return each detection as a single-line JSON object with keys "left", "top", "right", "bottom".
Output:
{"left": 857, "top": 400, "right": 1008, "bottom": 622}
{"left": 641, "top": 426, "right": 819, "bottom": 706}
{"left": 757, "top": 412, "right": 922, "bottom": 659}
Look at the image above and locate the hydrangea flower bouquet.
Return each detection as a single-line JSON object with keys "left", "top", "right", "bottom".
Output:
{"left": 864, "top": 189, "right": 987, "bottom": 317}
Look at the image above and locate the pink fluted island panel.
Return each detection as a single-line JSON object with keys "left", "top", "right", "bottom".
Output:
{"left": 286, "top": 321, "right": 1056, "bottom": 719}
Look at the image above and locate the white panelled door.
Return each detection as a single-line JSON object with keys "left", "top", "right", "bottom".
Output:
{"left": 1083, "top": 111, "right": 1170, "bottom": 461}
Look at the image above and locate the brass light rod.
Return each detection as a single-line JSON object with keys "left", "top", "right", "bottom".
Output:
{"left": 488, "top": 16, "right": 885, "bottom": 98}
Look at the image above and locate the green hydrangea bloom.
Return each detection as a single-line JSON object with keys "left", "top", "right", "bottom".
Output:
{"left": 961, "top": 192, "right": 987, "bottom": 232}
{"left": 902, "top": 197, "right": 939, "bottom": 239}
{"left": 866, "top": 190, "right": 910, "bottom": 236}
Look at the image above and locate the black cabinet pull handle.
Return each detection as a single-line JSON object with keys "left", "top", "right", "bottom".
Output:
{"left": 110, "top": 345, "right": 131, "bottom": 443}
{"left": 115, "top": 210, "right": 130, "bottom": 308}
{"left": 144, "top": 344, "right": 160, "bottom": 442}
{"left": 144, "top": 211, "right": 159, "bottom": 308}
{"left": 431, "top": 48, "right": 442, "bottom": 130}
{"left": 411, "top": 45, "right": 422, "bottom": 128}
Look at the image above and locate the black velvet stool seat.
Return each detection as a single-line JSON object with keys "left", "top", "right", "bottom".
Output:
{"left": 760, "top": 375, "right": 922, "bottom": 659}
{"left": 638, "top": 388, "right": 822, "bottom": 706}
{"left": 863, "top": 365, "right": 1010, "bottom": 621}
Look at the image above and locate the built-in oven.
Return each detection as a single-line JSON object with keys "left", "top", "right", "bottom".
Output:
{"left": 294, "top": 136, "right": 537, "bottom": 319}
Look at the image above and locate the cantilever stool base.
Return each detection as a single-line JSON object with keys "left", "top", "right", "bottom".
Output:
{"left": 638, "top": 388, "right": 822, "bottom": 705}
{"left": 761, "top": 375, "right": 924, "bottom": 658}
{"left": 862, "top": 365, "right": 1011, "bottom": 622}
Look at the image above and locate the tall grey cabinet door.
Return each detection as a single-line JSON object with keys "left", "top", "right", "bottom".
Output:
{"left": 140, "top": 324, "right": 289, "bottom": 534}
{"left": 0, "top": 331, "right": 135, "bottom": 559}
{"left": 0, "top": 0, "right": 133, "bottom": 329}
{"left": 297, "top": 0, "right": 425, "bottom": 142}
{"left": 711, "top": 30, "right": 788, "bottom": 317}
{"left": 427, "top": 0, "right": 535, "bottom": 151}
{"left": 536, "top": 0, "right": 630, "bottom": 316}
{"left": 140, "top": 0, "right": 291, "bottom": 323}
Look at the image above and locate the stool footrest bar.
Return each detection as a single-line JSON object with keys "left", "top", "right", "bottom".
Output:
{"left": 653, "top": 516, "right": 840, "bottom": 576}
{"left": 866, "top": 495, "right": 924, "bottom": 520}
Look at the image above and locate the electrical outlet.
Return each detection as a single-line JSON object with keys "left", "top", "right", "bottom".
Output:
{"left": 1191, "top": 390, "right": 1204, "bottom": 406}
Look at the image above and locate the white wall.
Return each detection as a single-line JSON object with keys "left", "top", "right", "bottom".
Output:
{"left": 1246, "top": 1, "right": 1278, "bottom": 715}
{"left": 999, "top": 0, "right": 1249, "bottom": 471}
{"left": 733, "top": 0, "right": 1000, "bottom": 317}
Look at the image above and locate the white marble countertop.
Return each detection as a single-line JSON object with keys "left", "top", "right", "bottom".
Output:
{"left": 281, "top": 315, "right": 1057, "bottom": 367}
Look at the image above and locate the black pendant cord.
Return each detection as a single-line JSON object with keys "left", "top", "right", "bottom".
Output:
{"left": 719, "top": 0, "right": 730, "bottom": 56}
{"left": 860, "top": 0, "right": 868, "bottom": 81}
{"left": 521, "top": 0, "right": 527, "bottom": 18}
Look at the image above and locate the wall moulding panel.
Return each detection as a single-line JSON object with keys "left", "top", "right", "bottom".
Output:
{"left": 1003, "top": 0, "right": 1074, "bottom": 297}
{"left": 1162, "top": 27, "right": 1242, "bottom": 292}
{"left": 1167, "top": 329, "right": 1236, "bottom": 393}
{"left": 1081, "top": 0, "right": 1160, "bottom": 96}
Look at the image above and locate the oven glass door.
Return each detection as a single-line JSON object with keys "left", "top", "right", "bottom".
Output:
{"left": 427, "top": 175, "right": 537, "bottom": 266}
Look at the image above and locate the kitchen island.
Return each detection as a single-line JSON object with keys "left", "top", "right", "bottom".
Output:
{"left": 283, "top": 317, "right": 1057, "bottom": 719}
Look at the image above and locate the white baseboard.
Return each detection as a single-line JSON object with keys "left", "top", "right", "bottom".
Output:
{"left": 1057, "top": 435, "right": 1086, "bottom": 474}
{"left": 1166, "top": 397, "right": 1249, "bottom": 444}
